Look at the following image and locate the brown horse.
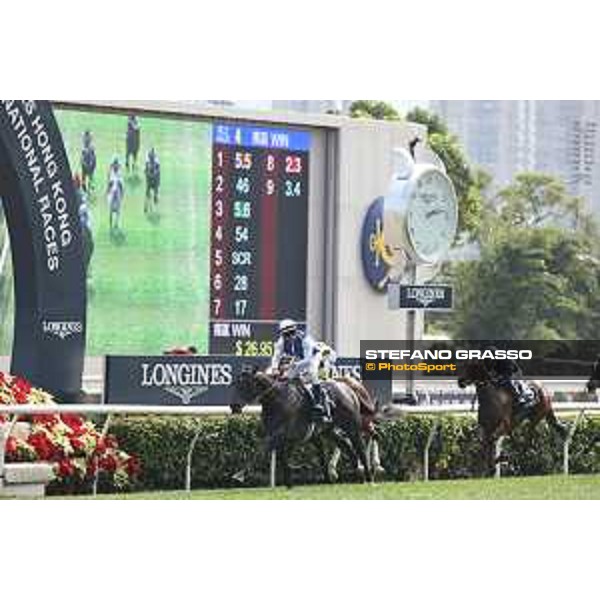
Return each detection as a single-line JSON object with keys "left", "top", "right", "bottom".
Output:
{"left": 458, "top": 361, "right": 567, "bottom": 475}
{"left": 235, "top": 367, "right": 374, "bottom": 487}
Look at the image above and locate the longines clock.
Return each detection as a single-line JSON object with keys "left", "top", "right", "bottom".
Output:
{"left": 384, "top": 149, "right": 458, "bottom": 269}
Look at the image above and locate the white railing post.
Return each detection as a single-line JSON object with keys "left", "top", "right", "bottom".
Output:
{"left": 563, "top": 409, "right": 586, "bottom": 476}
{"left": 495, "top": 436, "right": 506, "bottom": 479}
{"left": 185, "top": 429, "right": 204, "bottom": 492}
{"left": 423, "top": 420, "right": 440, "bottom": 482}
{"left": 269, "top": 450, "right": 277, "bottom": 488}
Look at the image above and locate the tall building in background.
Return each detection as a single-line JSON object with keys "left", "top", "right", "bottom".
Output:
{"left": 272, "top": 100, "right": 352, "bottom": 114}
{"left": 430, "top": 101, "right": 600, "bottom": 213}
{"left": 272, "top": 100, "right": 428, "bottom": 116}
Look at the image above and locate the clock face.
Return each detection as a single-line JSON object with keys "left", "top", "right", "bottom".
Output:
{"left": 406, "top": 169, "right": 458, "bottom": 264}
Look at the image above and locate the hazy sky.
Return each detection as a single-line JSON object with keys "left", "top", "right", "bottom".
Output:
{"left": 231, "top": 100, "right": 430, "bottom": 112}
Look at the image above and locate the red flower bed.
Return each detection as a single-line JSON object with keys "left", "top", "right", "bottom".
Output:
{"left": 0, "top": 374, "right": 140, "bottom": 493}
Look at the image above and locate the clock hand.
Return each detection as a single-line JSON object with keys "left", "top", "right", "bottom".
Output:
{"left": 426, "top": 208, "right": 444, "bottom": 219}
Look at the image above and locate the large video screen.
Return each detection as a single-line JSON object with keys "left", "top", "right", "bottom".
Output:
{"left": 0, "top": 106, "right": 311, "bottom": 357}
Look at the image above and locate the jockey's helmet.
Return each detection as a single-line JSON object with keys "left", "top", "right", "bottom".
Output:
{"left": 278, "top": 319, "right": 298, "bottom": 336}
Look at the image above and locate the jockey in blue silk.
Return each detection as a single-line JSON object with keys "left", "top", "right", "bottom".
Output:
{"left": 271, "top": 319, "right": 333, "bottom": 424}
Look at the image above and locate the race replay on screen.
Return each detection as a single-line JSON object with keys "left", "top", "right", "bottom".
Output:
{"left": 360, "top": 339, "right": 600, "bottom": 381}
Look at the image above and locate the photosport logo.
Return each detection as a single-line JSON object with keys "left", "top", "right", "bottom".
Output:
{"left": 140, "top": 361, "right": 234, "bottom": 405}
{"left": 360, "top": 339, "right": 600, "bottom": 381}
{"left": 42, "top": 320, "right": 84, "bottom": 340}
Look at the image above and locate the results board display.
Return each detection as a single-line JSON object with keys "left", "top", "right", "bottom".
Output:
{"left": 209, "top": 123, "right": 310, "bottom": 356}
{"left": 0, "top": 107, "right": 311, "bottom": 358}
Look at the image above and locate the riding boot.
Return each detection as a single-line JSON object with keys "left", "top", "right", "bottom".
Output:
{"left": 311, "top": 384, "right": 331, "bottom": 424}
{"left": 521, "top": 393, "right": 538, "bottom": 415}
{"left": 514, "top": 392, "right": 537, "bottom": 418}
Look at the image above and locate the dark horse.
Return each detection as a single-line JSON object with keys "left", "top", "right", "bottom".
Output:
{"left": 81, "top": 140, "right": 97, "bottom": 194}
{"left": 586, "top": 356, "right": 600, "bottom": 393}
{"left": 145, "top": 149, "right": 161, "bottom": 216}
{"left": 126, "top": 116, "right": 141, "bottom": 173}
{"left": 458, "top": 361, "right": 567, "bottom": 475}
{"left": 235, "top": 367, "right": 375, "bottom": 487}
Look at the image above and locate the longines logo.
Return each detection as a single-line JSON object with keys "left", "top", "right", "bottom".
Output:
{"left": 361, "top": 197, "right": 395, "bottom": 292}
{"left": 141, "top": 362, "right": 233, "bottom": 405}
{"left": 406, "top": 287, "right": 446, "bottom": 308}
{"left": 399, "top": 285, "right": 454, "bottom": 310}
{"left": 42, "top": 320, "right": 83, "bottom": 340}
{"left": 163, "top": 386, "right": 209, "bottom": 405}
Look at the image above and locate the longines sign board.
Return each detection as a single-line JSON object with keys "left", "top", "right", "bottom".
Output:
{"left": 0, "top": 100, "right": 87, "bottom": 401}
{"left": 394, "top": 284, "right": 454, "bottom": 311}
{"left": 104, "top": 356, "right": 392, "bottom": 407}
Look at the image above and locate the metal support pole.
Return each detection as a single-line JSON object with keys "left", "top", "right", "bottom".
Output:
{"left": 423, "top": 420, "right": 440, "bottom": 481}
{"left": 406, "top": 263, "right": 417, "bottom": 400}
{"left": 495, "top": 436, "right": 506, "bottom": 479}
{"left": 185, "top": 429, "right": 204, "bottom": 492}
{"left": 93, "top": 414, "right": 113, "bottom": 497}
{"left": 563, "top": 409, "right": 586, "bottom": 476}
{"left": 269, "top": 450, "right": 277, "bottom": 489}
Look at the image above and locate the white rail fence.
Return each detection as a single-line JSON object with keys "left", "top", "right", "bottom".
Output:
{"left": 1, "top": 402, "right": 599, "bottom": 493}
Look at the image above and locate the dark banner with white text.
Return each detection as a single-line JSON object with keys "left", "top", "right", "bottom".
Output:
{"left": 105, "top": 355, "right": 392, "bottom": 407}
{"left": 0, "top": 100, "right": 86, "bottom": 401}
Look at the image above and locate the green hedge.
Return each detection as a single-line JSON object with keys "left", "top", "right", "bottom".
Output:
{"left": 110, "top": 414, "right": 600, "bottom": 491}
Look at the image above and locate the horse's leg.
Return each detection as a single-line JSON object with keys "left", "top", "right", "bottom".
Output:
{"left": 144, "top": 184, "right": 150, "bottom": 215}
{"left": 545, "top": 409, "right": 568, "bottom": 440}
{"left": 367, "top": 435, "right": 385, "bottom": 477}
{"left": 269, "top": 440, "right": 292, "bottom": 488}
{"left": 280, "top": 444, "right": 292, "bottom": 489}
{"left": 487, "top": 438, "right": 497, "bottom": 477}
{"left": 347, "top": 430, "right": 373, "bottom": 484}
{"left": 328, "top": 429, "right": 360, "bottom": 475}
{"left": 312, "top": 436, "right": 331, "bottom": 484}
{"left": 480, "top": 432, "right": 495, "bottom": 478}
{"left": 328, "top": 447, "right": 342, "bottom": 482}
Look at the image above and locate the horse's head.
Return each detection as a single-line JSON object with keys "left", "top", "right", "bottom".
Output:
{"left": 234, "top": 366, "right": 277, "bottom": 406}
{"left": 457, "top": 360, "right": 491, "bottom": 389}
